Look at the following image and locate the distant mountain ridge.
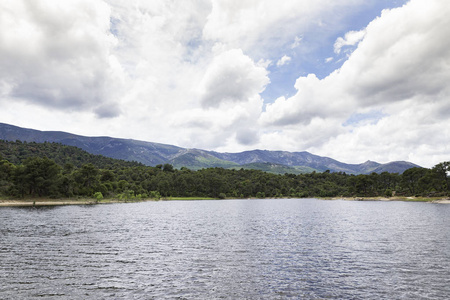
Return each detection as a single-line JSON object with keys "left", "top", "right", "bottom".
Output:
{"left": 0, "top": 122, "right": 420, "bottom": 174}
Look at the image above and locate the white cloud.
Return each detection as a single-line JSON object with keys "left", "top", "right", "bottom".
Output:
{"left": 256, "top": 58, "right": 272, "bottom": 68}
{"left": 315, "top": 99, "right": 450, "bottom": 167}
{"left": 199, "top": 49, "right": 269, "bottom": 108}
{"left": 202, "top": 0, "right": 364, "bottom": 55}
{"left": 291, "top": 36, "right": 302, "bottom": 49}
{"left": 257, "top": 0, "right": 450, "bottom": 167}
{"left": 171, "top": 95, "right": 264, "bottom": 149}
{"left": 260, "top": 73, "right": 352, "bottom": 127}
{"left": 341, "top": 1, "right": 450, "bottom": 106}
{"left": 0, "top": 0, "right": 122, "bottom": 117}
{"left": 334, "top": 29, "right": 366, "bottom": 54}
{"left": 0, "top": 0, "right": 448, "bottom": 169}
{"left": 276, "top": 55, "right": 291, "bottom": 67}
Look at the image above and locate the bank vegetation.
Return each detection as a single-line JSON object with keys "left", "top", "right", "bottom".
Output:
{"left": 0, "top": 140, "right": 449, "bottom": 201}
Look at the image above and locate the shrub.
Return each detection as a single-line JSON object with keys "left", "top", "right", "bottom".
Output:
{"left": 93, "top": 191, "right": 103, "bottom": 202}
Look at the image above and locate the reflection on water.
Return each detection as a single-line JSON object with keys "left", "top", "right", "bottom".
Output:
{"left": 1, "top": 199, "right": 449, "bottom": 299}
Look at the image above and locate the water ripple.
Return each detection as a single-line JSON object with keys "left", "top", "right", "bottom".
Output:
{"left": 1, "top": 199, "right": 450, "bottom": 299}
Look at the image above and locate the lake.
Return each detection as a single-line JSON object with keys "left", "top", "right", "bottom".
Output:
{"left": 1, "top": 198, "right": 449, "bottom": 299}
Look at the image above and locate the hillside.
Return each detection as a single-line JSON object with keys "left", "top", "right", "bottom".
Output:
{"left": 0, "top": 122, "right": 420, "bottom": 174}
{"left": 233, "top": 162, "right": 316, "bottom": 175}
{"left": 169, "top": 149, "right": 240, "bottom": 170}
{"left": 213, "top": 150, "right": 373, "bottom": 173}
{"left": 0, "top": 140, "right": 142, "bottom": 169}
{"left": 1, "top": 137, "right": 447, "bottom": 201}
{"left": 0, "top": 122, "right": 182, "bottom": 166}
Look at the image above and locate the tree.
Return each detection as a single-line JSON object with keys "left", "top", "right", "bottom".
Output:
{"left": 58, "top": 174, "right": 75, "bottom": 197}
{"left": 354, "top": 175, "right": 374, "bottom": 196}
{"left": 163, "top": 164, "right": 174, "bottom": 172}
{"left": 15, "top": 157, "right": 61, "bottom": 197}
{"left": 63, "top": 163, "right": 74, "bottom": 175}
{"left": 73, "top": 163, "right": 99, "bottom": 195}
{"left": 401, "top": 167, "right": 428, "bottom": 195}
{"left": 430, "top": 162, "right": 450, "bottom": 195}
{"left": 100, "top": 170, "right": 116, "bottom": 182}
{"left": 0, "top": 158, "right": 15, "bottom": 195}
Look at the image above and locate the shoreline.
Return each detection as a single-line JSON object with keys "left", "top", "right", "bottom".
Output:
{"left": 324, "top": 196, "right": 450, "bottom": 204}
{"left": 1, "top": 196, "right": 449, "bottom": 207}
{"left": 0, "top": 198, "right": 159, "bottom": 207}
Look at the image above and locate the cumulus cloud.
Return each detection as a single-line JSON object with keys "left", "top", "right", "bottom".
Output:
{"left": 315, "top": 99, "right": 450, "bottom": 167}
{"left": 94, "top": 103, "right": 121, "bottom": 119}
{"left": 203, "top": 0, "right": 364, "bottom": 55}
{"left": 276, "top": 55, "right": 291, "bottom": 67}
{"left": 334, "top": 29, "right": 366, "bottom": 54}
{"left": 341, "top": 0, "right": 450, "bottom": 105}
{"left": 260, "top": 73, "right": 351, "bottom": 127}
{"left": 200, "top": 49, "right": 269, "bottom": 108}
{"left": 0, "top": 0, "right": 122, "bottom": 114}
{"left": 258, "top": 0, "right": 450, "bottom": 167}
{"left": 236, "top": 128, "right": 259, "bottom": 146}
{"left": 0, "top": 0, "right": 448, "bottom": 168}
{"left": 170, "top": 95, "right": 264, "bottom": 150}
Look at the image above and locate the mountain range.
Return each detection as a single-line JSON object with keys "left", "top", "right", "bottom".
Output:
{"left": 0, "top": 122, "right": 420, "bottom": 174}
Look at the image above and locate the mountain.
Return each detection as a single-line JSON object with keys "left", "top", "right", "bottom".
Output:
{"left": 0, "top": 139, "right": 142, "bottom": 169}
{"left": 235, "top": 162, "right": 316, "bottom": 175}
{"left": 213, "top": 150, "right": 370, "bottom": 173}
{"left": 0, "top": 122, "right": 421, "bottom": 174}
{"left": 169, "top": 149, "right": 240, "bottom": 170}
{"left": 370, "top": 161, "right": 420, "bottom": 174}
{"left": 0, "top": 122, "right": 182, "bottom": 166}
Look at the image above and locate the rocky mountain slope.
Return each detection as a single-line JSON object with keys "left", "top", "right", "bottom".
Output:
{"left": 0, "top": 122, "right": 420, "bottom": 174}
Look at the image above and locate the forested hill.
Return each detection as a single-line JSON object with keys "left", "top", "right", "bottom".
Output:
{"left": 0, "top": 122, "right": 181, "bottom": 166}
{"left": 0, "top": 140, "right": 142, "bottom": 169}
{"left": 0, "top": 122, "right": 420, "bottom": 174}
{"left": 0, "top": 139, "right": 449, "bottom": 200}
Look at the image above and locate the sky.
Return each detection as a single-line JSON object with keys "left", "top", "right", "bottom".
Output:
{"left": 0, "top": 0, "right": 449, "bottom": 168}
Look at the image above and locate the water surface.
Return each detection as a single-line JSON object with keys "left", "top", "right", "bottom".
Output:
{"left": 1, "top": 199, "right": 449, "bottom": 299}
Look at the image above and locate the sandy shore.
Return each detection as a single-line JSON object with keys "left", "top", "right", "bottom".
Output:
{"left": 0, "top": 198, "right": 154, "bottom": 207}
{"left": 1, "top": 196, "right": 449, "bottom": 207}
{"left": 327, "top": 196, "right": 450, "bottom": 203}
{"left": 0, "top": 199, "right": 98, "bottom": 207}
{"left": 432, "top": 199, "right": 450, "bottom": 204}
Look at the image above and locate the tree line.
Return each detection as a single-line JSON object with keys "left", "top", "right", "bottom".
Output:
{"left": 0, "top": 140, "right": 448, "bottom": 199}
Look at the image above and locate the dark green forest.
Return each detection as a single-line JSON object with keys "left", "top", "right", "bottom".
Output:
{"left": 0, "top": 140, "right": 449, "bottom": 200}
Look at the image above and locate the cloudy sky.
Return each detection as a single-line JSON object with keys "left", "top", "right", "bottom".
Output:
{"left": 1, "top": 0, "right": 449, "bottom": 168}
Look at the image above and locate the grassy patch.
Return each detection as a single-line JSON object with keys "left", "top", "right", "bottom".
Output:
{"left": 400, "top": 197, "right": 442, "bottom": 202}
{"left": 163, "top": 197, "right": 216, "bottom": 201}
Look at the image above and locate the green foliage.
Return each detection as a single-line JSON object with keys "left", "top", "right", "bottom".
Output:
{"left": 149, "top": 191, "right": 161, "bottom": 199}
{"left": 0, "top": 140, "right": 142, "bottom": 169}
{"left": 0, "top": 158, "right": 15, "bottom": 195}
{"left": 232, "top": 162, "right": 315, "bottom": 175}
{"left": 385, "top": 188, "right": 393, "bottom": 198}
{"left": 256, "top": 191, "right": 265, "bottom": 198}
{"left": 162, "top": 164, "right": 174, "bottom": 172}
{"left": 0, "top": 140, "right": 448, "bottom": 200}
{"left": 401, "top": 167, "right": 428, "bottom": 195}
{"left": 170, "top": 152, "right": 239, "bottom": 170}
{"left": 93, "top": 192, "right": 103, "bottom": 202}
{"left": 12, "top": 157, "right": 60, "bottom": 197}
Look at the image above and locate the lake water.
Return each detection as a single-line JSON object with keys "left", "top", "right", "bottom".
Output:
{"left": 1, "top": 198, "right": 449, "bottom": 299}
